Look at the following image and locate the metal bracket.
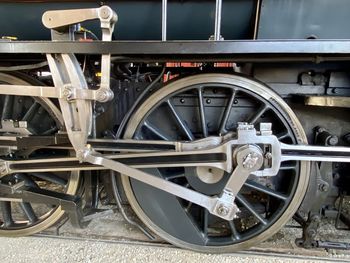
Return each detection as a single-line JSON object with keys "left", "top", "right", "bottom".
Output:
{"left": 47, "top": 53, "right": 92, "bottom": 151}
{"left": 42, "top": 6, "right": 117, "bottom": 39}
{"left": 44, "top": 5, "right": 117, "bottom": 102}
{"left": 295, "top": 213, "right": 321, "bottom": 249}
{"left": 42, "top": 7, "right": 116, "bottom": 152}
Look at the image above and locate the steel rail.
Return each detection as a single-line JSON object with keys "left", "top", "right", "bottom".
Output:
{"left": 30, "top": 234, "right": 350, "bottom": 262}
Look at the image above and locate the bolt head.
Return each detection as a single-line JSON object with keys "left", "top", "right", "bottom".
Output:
{"left": 63, "top": 88, "right": 72, "bottom": 99}
{"left": 265, "top": 152, "right": 273, "bottom": 159}
{"left": 319, "top": 183, "right": 329, "bottom": 192}
{"left": 99, "top": 6, "right": 112, "bottom": 19}
{"left": 97, "top": 91, "right": 107, "bottom": 101}
{"left": 217, "top": 205, "right": 229, "bottom": 217}
{"left": 97, "top": 89, "right": 113, "bottom": 102}
{"left": 235, "top": 145, "right": 264, "bottom": 172}
{"left": 327, "top": 136, "right": 338, "bottom": 146}
{"left": 242, "top": 152, "right": 260, "bottom": 169}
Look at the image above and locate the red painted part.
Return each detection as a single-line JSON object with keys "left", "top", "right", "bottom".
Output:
{"left": 164, "top": 62, "right": 235, "bottom": 82}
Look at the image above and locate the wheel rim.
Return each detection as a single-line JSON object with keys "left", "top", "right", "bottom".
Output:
{"left": 0, "top": 72, "right": 80, "bottom": 236}
{"left": 122, "top": 74, "right": 310, "bottom": 252}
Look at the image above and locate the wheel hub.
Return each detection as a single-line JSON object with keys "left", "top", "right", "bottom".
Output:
{"left": 196, "top": 166, "right": 224, "bottom": 184}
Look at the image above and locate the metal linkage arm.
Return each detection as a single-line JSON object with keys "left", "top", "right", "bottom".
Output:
{"left": 42, "top": 6, "right": 117, "bottom": 38}
{"left": 43, "top": 6, "right": 117, "bottom": 103}
{"left": 0, "top": 182, "right": 86, "bottom": 228}
{"left": 0, "top": 84, "right": 98, "bottom": 101}
{"left": 0, "top": 144, "right": 230, "bottom": 176}
{"left": 281, "top": 143, "right": 350, "bottom": 163}
{"left": 0, "top": 134, "right": 234, "bottom": 176}
{"left": 84, "top": 152, "right": 219, "bottom": 216}
{"left": 0, "top": 6, "right": 118, "bottom": 103}
{"left": 84, "top": 150, "right": 256, "bottom": 221}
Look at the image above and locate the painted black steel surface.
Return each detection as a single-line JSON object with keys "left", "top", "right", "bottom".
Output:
{"left": 0, "top": 1, "right": 255, "bottom": 41}
{"left": 258, "top": 0, "right": 350, "bottom": 39}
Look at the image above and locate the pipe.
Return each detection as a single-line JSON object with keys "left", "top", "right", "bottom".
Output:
{"left": 214, "top": 0, "right": 222, "bottom": 41}
{"left": 162, "top": 0, "right": 167, "bottom": 41}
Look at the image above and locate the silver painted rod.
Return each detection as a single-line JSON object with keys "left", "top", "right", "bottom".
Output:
{"left": 162, "top": 0, "right": 167, "bottom": 41}
{"left": 214, "top": 0, "right": 223, "bottom": 41}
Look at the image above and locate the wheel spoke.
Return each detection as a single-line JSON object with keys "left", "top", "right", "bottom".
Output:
{"left": 277, "top": 131, "right": 290, "bottom": 141}
{"left": 203, "top": 209, "right": 209, "bottom": 237}
{"left": 166, "top": 100, "right": 194, "bottom": 141}
{"left": 236, "top": 194, "right": 268, "bottom": 225}
{"left": 0, "top": 201, "right": 14, "bottom": 227}
{"left": 219, "top": 89, "right": 236, "bottom": 134}
{"left": 14, "top": 174, "right": 39, "bottom": 188}
{"left": 41, "top": 126, "right": 59, "bottom": 136}
{"left": 280, "top": 164, "right": 297, "bottom": 170}
{"left": 12, "top": 96, "right": 25, "bottom": 120}
{"left": 1, "top": 95, "right": 13, "bottom": 120}
{"left": 144, "top": 121, "right": 171, "bottom": 140}
{"left": 244, "top": 180, "right": 288, "bottom": 201}
{"left": 165, "top": 174, "right": 186, "bottom": 181}
{"left": 198, "top": 88, "right": 208, "bottom": 137}
{"left": 30, "top": 172, "right": 67, "bottom": 186}
{"left": 20, "top": 202, "right": 38, "bottom": 223}
{"left": 229, "top": 221, "right": 241, "bottom": 240}
{"left": 248, "top": 104, "right": 269, "bottom": 125}
{"left": 22, "top": 102, "right": 40, "bottom": 122}
{"left": 185, "top": 202, "right": 193, "bottom": 212}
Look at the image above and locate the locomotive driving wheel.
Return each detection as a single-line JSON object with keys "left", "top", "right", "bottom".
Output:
{"left": 121, "top": 74, "right": 310, "bottom": 252}
{"left": 0, "top": 72, "right": 80, "bottom": 236}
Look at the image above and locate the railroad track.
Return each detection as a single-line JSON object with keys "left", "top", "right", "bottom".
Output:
{"left": 32, "top": 232, "right": 350, "bottom": 262}
{"left": 30, "top": 211, "right": 350, "bottom": 262}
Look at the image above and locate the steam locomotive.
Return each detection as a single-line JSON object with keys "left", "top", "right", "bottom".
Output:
{"left": 0, "top": 0, "right": 349, "bottom": 253}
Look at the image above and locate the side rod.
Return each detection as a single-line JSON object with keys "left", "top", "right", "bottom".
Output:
{"left": 281, "top": 143, "right": 350, "bottom": 162}
{"left": 2, "top": 140, "right": 350, "bottom": 176}
{"left": 0, "top": 146, "right": 229, "bottom": 176}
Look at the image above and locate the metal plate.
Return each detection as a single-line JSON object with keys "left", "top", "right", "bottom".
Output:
{"left": 258, "top": 0, "right": 350, "bottom": 39}
{"left": 1, "top": 40, "right": 350, "bottom": 64}
{"left": 0, "top": 1, "right": 255, "bottom": 41}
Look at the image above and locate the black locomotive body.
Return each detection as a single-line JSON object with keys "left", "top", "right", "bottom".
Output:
{"left": 0, "top": 0, "right": 349, "bottom": 253}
